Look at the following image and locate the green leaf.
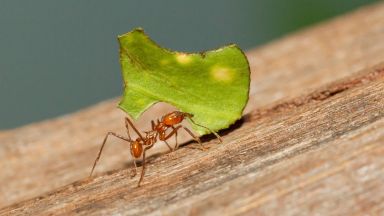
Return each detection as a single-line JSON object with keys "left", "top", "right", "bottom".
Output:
{"left": 118, "top": 28, "right": 250, "bottom": 135}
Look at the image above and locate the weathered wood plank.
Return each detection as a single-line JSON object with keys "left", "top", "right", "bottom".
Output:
{"left": 1, "top": 63, "right": 383, "bottom": 215}
{"left": 1, "top": 2, "right": 384, "bottom": 214}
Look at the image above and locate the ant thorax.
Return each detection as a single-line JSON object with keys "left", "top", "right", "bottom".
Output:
{"left": 144, "top": 131, "right": 157, "bottom": 145}
{"left": 130, "top": 140, "right": 143, "bottom": 158}
{"left": 154, "top": 121, "right": 167, "bottom": 131}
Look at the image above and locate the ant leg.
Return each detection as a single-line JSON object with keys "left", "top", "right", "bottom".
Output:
{"left": 172, "top": 126, "right": 179, "bottom": 150}
{"left": 151, "top": 120, "right": 155, "bottom": 130}
{"left": 124, "top": 118, "right": 140, "bottom": 177}
{"left": 163, "top": 125, "right": 182, "bottom": 140}
{"left": 183, "top": 127, "right": 208, "bottom": 151}
{"left": 137, "top": 144, "right": 155, "bottom": 187}
{"left": 163, "top": 140, "right": 173, "bottom": 152}
{"left": 125, "top": 117, "right": 145, "bottom": 140}
{"left": 125, "top": 118, "right": 133, "bottom": 140}
{"left": 130, "top": 160, "right": 138, "bottom": 177}
{"left": 187, "top": 118, "right": 223, "bottom": 143}
{"left": 158, "top": 125, "right": 182, "bottom": 151}
{"left": 90, "top": 132, "right": 131, "bottom": 177}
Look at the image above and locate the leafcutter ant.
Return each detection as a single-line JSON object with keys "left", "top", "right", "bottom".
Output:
{"left": 89, "top": 111, "right": 222, "bottom": 186}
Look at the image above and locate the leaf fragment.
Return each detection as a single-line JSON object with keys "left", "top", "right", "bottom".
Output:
{"left": 118, "top": 28, "right": 250, "bottom": 135}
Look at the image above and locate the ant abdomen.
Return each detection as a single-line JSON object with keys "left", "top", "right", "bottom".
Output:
{"left": 162, "top": 112, "right": 184, "bottom": 126}
{"left": 162, "top": 111, "right": 193, "bottom": 126}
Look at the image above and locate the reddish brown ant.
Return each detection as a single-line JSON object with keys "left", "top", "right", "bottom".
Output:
{"left": 89, "top": 111, "right": 222, "bottom": 187}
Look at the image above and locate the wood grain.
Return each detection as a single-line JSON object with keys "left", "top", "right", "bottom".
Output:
{"left": 2, "top": 62, "right": 383, "bottom": 216}
{"left": 1, "top": 2, "right": 384, "bottom": 215}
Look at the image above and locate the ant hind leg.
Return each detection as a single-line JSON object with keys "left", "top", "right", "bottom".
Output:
{"left": 183, "top": 127, "right": 208, "bottom": 151}
{"left": 162, "top": 125, "right": 182, "bottom": 150}
{"left": 172, "top": 126, "right": 179, "bottom": 150}
{"left": 187, "top": 118, "right": 223, "bottom": 144}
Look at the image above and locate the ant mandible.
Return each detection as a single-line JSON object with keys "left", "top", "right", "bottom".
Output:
{"left": 89, "top": 111, "right": 222, "bottom": 187}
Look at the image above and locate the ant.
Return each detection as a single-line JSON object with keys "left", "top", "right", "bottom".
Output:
{"left": 89, "top": 111, "right": 222, "bottom": 187}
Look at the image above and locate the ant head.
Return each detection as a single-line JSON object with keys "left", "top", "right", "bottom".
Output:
{"left": 130, "top": 140, "right": 143, "bottom": 158}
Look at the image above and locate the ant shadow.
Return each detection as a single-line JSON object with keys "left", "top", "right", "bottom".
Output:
{"left": 199, "top": 114, "right": 249, "bottom": 143}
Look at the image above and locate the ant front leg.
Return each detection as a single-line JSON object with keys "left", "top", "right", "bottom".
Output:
{"left": 125, "top": 117, "right": 145, "bottom": 141}
{"left": 125, "top": 118, "right": 133, "bottom": 140}
{"left": 137, "top": 143, "right": 155, "bottom": 187}
{"left": 130, "top": 160, "right": 138, "bottom": 178}
{"left": 90, "top": 132, "right": 131, "bottom": 177}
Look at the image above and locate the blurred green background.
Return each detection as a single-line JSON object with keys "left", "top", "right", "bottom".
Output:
{"left": 0, "top": 0, "right": 378, "bottom": 129}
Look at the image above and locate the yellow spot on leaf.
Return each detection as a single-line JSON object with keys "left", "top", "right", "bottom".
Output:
{"left": 176, "top": 53, "right": 192, "bottom": 64}
{"left": 211, "top": 66, "right": 234, "bottom": 83}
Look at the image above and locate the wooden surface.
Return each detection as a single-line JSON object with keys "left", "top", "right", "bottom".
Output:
{"left": 1, "top": 2, "right": 384, "bottom": 215}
